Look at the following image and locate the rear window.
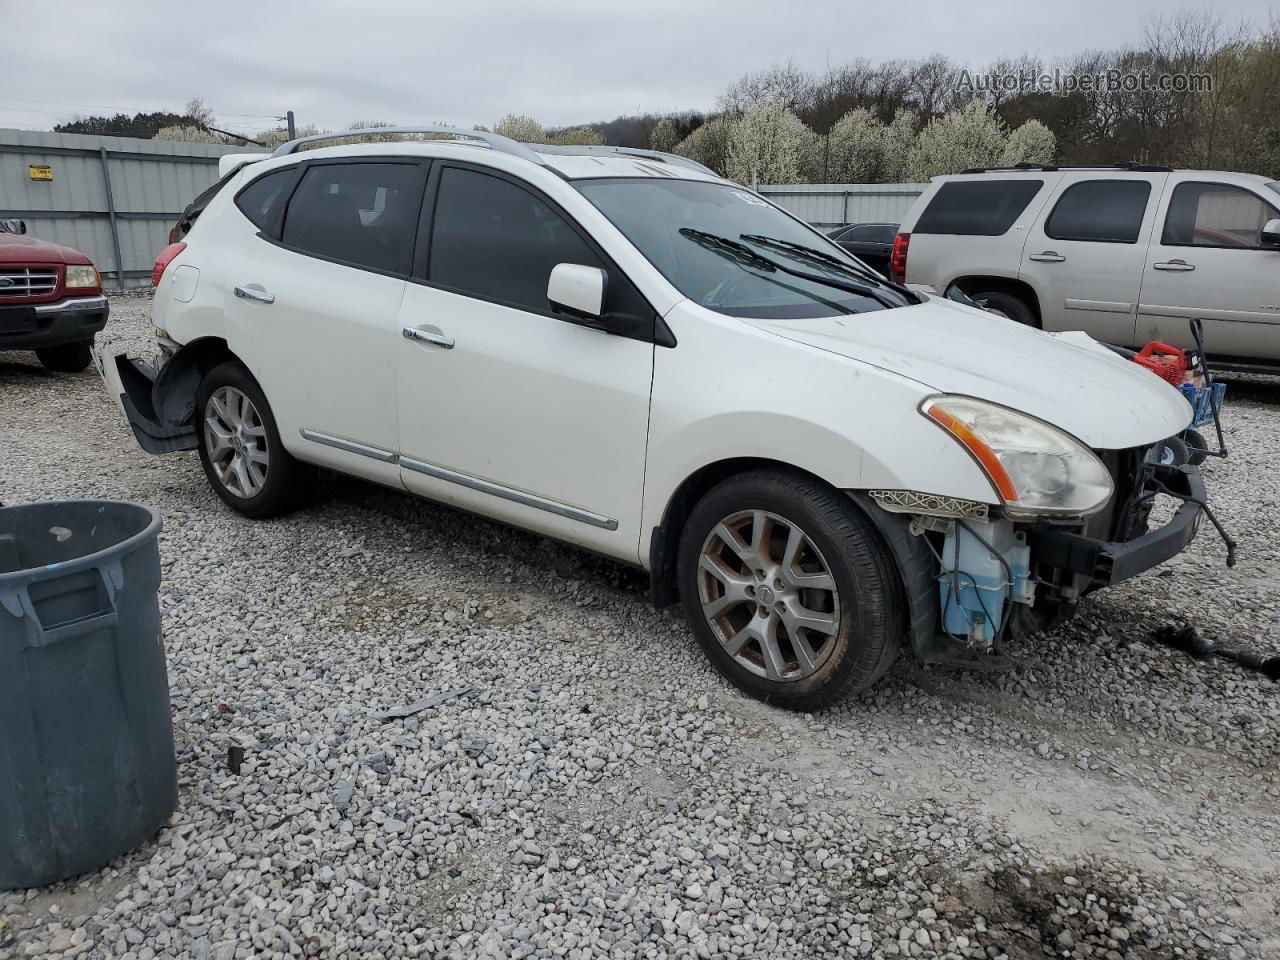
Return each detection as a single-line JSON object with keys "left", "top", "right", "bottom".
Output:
{"left": 235, "top": 169, "right": 295, "bottom": 230}
{"left": 1045, "top": 180, "right": 1151, "bottom": 244}
{"left": 914, "top": 180, "right": 1043, "bottom": 236}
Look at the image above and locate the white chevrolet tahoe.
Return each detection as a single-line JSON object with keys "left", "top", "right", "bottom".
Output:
{"left": 101, "top": 130, "right": 1212, "bottom": 710}
{"left": 891, "top": 163, "right": 1280, "bottom": 371}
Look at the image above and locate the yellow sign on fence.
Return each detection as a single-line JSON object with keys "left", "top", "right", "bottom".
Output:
{"left": 29, "top": 164, "right": 53, "bottom": 182}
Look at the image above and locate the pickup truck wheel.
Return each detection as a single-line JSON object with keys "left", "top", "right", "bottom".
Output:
{"left": 196, "top": 361, "right": 312, "bottom": 518}
{"left": 35, "top": 339, "right": 93, "bottom": 373}
{"left": 677, "top": 470, "right": 904, "bottom": 711}
{"left": 973, "top": 290, "right": 1036, "bottom": 327}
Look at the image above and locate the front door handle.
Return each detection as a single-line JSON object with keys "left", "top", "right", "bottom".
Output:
{"left": 1029, "top": 251, "right": 1066, "bottom": 263}
{"left": 234, "top": 285, "right": 275, "bottom": 304}
{"left": 1153, "top": 259, "right": 1196, "bottom": 272}
{"left": 403, "top": 327, "right": 454, "bottom": 349}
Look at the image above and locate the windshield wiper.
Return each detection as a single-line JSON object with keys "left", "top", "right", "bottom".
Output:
{"left": 678, "top": 228, "right": 898, "bottom": 307}
{"left": 738, "top": 234, "right": 916, "bottom": 299}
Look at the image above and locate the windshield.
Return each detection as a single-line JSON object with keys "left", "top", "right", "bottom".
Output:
{"left": 575, "top": 178, "right": 914, "bottom": 319}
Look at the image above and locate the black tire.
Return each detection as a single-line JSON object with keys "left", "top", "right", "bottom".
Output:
{"left": 972, "top": 290, "right": 1037, "bottom": 327}
{"left": 676, "top": 470, "right": 904, "bottom": 711}
{"left": 195, "top": 361, "right": 313, "bottom": 518}
{"left": 1183, "top": 429, "right": 1208, "bottom": 466}
{"left": 35, "top": 339, "right": 93, "bottom": 373}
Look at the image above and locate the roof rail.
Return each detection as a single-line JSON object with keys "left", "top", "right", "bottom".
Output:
{"left": 959, "top": 161, "right": 1174, "bottom": 174}
{"left": 530, "top": 143, "right": 718, "bottom": 177}
{"left": 271, "top": 126, "right": 547, "bottom": 166}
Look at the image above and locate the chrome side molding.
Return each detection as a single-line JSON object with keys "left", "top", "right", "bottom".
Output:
{"left": 298, "top": 430, "right": 617, "bottom": 530}
{"left": 400, "top": 457, "right": 619, "bottom": 530}
{"left": 299, "top": 430, "right": 397, "bottom": 463}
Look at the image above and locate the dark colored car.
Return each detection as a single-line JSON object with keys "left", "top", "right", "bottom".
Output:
{"left": 0, "top": 218, "right": 108, "bottom": 372}
{"left": 827, "top": 222, "right": 898, "bottom": 277}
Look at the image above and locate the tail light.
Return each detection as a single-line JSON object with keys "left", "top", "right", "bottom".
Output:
{"left": 152, "top": 242, "right": 186, "bottom": 286}
{"left": 889, "top": 232, "right": 910, "bottom": 283}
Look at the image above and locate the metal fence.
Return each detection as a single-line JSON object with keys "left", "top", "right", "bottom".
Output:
{"left": 0, "top": 129, "right": 267, "bottom": 290}
{"left": 758, "top": 183, "right": 928, "bottom": 229}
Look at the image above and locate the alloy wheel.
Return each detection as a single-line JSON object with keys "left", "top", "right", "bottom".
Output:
{"left": 204, "top": 385, "right": 269, "bottom": 498}
{"left": 697, "top": 509, "right": 841, "bottom": 682}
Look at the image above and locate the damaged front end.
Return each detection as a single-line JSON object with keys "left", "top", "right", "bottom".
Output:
{"left": 856, "top": 439, "right": 1230, "bottom": 671}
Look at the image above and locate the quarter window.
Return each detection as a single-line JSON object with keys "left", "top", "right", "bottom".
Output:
{"left": 235, "top": 169, "right": 294, "bottom": 230}
{"left": 280, "top": 162, "right": 422, "bottom": 273}
{"left": 429, "top": 167, "right": 605, "bottom": 314}
{"left": 1045, "top": 180, "right": 1151, "bottom": 244}
{"left": 914, "top": 180, "right": 1044, "bottom": 236}
{"left": 1162, "top": 182, "right": 1278, "bottom": 248}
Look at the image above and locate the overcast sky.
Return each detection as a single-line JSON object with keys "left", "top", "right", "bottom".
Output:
{"left": 5, "top": 0, "right": 1276, "bottom": 136}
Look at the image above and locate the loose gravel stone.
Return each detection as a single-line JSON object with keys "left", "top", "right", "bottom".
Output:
{"left": 0, "top": 297, "right": 1276, "bottom": 958}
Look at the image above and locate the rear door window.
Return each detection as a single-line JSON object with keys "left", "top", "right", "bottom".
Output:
{"left": 1045, "top": 180, "right": 1151, "bottom": 244}
{"left": 280, "top": 161, "right": 425, "bottom": 274}
{"left": 914, "top": 180, "right": 1044, "bottom": 236}
{"left": 1162, "top": 181, "right": 1279, "bottom": 248}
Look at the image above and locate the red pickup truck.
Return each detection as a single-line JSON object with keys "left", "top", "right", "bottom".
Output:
{"left": 0, "top": 217, "right": 109, "bottom": 372}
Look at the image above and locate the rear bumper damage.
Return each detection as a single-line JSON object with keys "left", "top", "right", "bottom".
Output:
{"left": 95, "top": 347, "right": 197, "bottom": 454}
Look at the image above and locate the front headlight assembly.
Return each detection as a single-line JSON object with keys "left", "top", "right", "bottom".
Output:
{"left": 65, "top": 264, "right": 100, "bottom": 289}
{"left": 921, "top": 395, "right": 1114, "bottom": 518}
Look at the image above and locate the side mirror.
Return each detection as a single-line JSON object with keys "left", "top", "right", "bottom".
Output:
{"left": 4, "top": 218, "right": 27, "bottom": 235}
{"left": 1262, "top": 218, "right": 1280, "bottom": 248}
{"left": 548, "top": 263, "right": 607, "bottom": 320}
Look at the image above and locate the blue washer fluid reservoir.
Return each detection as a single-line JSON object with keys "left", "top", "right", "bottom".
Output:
{"left": 938, "top": 519, "right": 1032, "bottom": 646}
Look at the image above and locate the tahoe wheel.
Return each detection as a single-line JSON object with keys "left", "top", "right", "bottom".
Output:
{"left": 677, "top": 470, "right": 904, "bottom": 711}
{"left": 36, "top": 339, "right": 93, "bottom": 373}
{"left": 196, "top": 361, "right": 312, "bottom": 518}
{"left": 973, "top": 290, "right": 1036, "bottom": 327}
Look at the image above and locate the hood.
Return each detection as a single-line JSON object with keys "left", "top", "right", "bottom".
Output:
{"left": 0, "top": 233, "right": 91, "bottom": 265}
{"left": 747, "top": 297, "right": 1192, "bottom": 450}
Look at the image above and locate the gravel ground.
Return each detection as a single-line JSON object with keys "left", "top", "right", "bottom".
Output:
{"left": 1, "top": 296, "right": 1277, "bottom": 960}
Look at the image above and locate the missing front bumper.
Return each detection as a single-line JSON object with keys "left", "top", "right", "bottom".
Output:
{"left": 1026, "top": 464, "right": 1206, "bottom": 588}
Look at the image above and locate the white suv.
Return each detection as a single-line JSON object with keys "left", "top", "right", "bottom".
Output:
{"left": 891, "top": 163, "right": 1280, "bottom": 370}
{"left": 102, "top": 129, "right": 1207, "bottom": 710}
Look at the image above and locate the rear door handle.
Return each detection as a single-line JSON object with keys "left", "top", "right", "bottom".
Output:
{"left": 403, "top": 327, "right": 454, "bottom": 349}
{"left": 1154, "top": 260, "right": 1196, "bottom": 272}
{"left": 1028, "top": 251, "right": 1066, "bottom": 263}
{"left": 234, "top": 285, "right": 275, "bottom": 304}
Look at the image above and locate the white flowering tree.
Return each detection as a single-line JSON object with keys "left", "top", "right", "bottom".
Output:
{"left": 493, "top": 114, "right": 545, "bottom": 143}
{"left": 723, "top": 102, "right": 812, "bottom": 185}
{"left": 825, "top": 108, "right": 886, "bottom": 183}
{"left": 649, "top": 116, "right": 683, "bottom": 152}
{"left": 544, "top": 126, "right": 605, "bottom": 146}
{"left": 674, "top": 116, "right": 733, "bottom": 175}
{"left": 906, "top": 99, "right": 1008, "bottom": 180}
{"left": 881, "top": 108, "right": 919, "bottom": 182}
{"left": 999, "top": 119, "right": 1057, "bottom": 166}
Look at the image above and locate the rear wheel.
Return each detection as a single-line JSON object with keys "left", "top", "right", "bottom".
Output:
{"left": 36, "top": 339, "right": 93, "bottom": 373}
{"left": 972, "top": 290, "right": 1036, "bottom": 327}
{"left": 676, "top": 470, "right": 904, "bottom": 711}
{"left": 196, "top": 361, "right": 312, "bottom": 518}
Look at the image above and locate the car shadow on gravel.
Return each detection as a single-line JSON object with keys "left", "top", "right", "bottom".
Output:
{"left": 1216, "top": 372, "right": 1280, "bottom": 406}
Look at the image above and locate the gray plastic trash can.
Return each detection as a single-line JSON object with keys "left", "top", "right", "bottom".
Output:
{"left": 0, "top": 500, "right": 176, "bottom": 890}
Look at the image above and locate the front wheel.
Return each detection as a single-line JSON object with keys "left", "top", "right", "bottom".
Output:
{"left": 196, "top": 361, "right": 313, "bottom": 518}
{"left": 36, "top": 340, "right": 93, "bottom": 373}
{"left": 676, "top": 470, "right": 904, "bottom": 711}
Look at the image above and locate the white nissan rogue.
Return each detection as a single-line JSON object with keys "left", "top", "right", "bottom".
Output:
{"left": 101, "top": 129, "right": 1213, "bottom": 710}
